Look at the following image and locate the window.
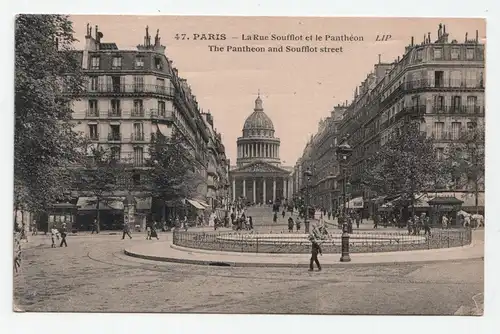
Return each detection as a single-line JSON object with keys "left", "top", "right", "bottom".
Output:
{"left": 89, "top": 76, "right": 98, "bottom": 91}
{"left": 88, "top": 100, "right": 98, "bottom": 116}
{"left": 433, "top": 48, "right": 442, "bottom": 60}
{"left": 450, "top": 71, "right": 462, "bottom": 87}
{"left": 434, "top": 95, "right": 445, "bottom": 113}
{"left": 452, "top": 96, "right": 461, "bottom": 113}
{"left": 134, "top": 76, "right": 144, "bottom": 92}
{"left": 88, "top": 124, "right": 98, "bottom": 140}
{"left": 110, "top": 99, "right": 121, "bottom": 117}
{"left": 112, "top": 76, "right": 121, "bottom": 92}
{"left": 110, "top": 146, "right": 120, "bottom": 161}
{"left": 109, "top": 125, "right": 120, "bottom": 141}
{"left": 416, "top": 49, "right": 423, "bottom": 61}
{"left": 466, "top": 48, "right": 475, "bottom": 60}
{"left": 156, "top": 78, "right": 165, "bottom": 94}
{"left": 466, "top": 71, "right": 477, "bottom": 88}
{"left": 451, "top": 48, "right": 460, "bottom": 60}
{"left": 434, "top": 71, "right": 444, "bottom": 87}
{"left": 436, "top": 148, "right": 444, "bottom": 160}
{"left": 112, "top": 56, "right": 122, "bottom": 69}
{"left": 466, "top": 96, "right": 477, "bottom": 113}
{"left": 133, "top": 123, "right": 144, "bottom": 140}
{"left": 433, "top": 122, "right": 444, "bottom": 139}
{"left": 134, "top": 147, "right": 144, "bottom": 166}
{"left": 132, "top": 173, "right": 141, "bottom": 186}
{"left": 132, "top": 99, "right": 143, "bottom": 116}
{"left": 451, "top": 122, "right": 462, "bottom": 140}
{"left": 158, "top": 101, "right": 166, "bottom": 116}
{"left": 90, "top": 56, "right": 100, "bottom": 69}
{"left": 135, "top": 56, "right": 144, "bottom": 69}
{"left": 154, "top": 57, "right": 163, "bottom": 70}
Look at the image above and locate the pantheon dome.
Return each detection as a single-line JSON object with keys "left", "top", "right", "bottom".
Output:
{"left": 236, "top": 95, "right": 281, "bottom": 167}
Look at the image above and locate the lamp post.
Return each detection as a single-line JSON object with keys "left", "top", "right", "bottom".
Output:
{"left": 336, "top": 138, "right": 352, "bottom": 262}
{"left": 303, "top": 167, "right": 313, "bottom": 233}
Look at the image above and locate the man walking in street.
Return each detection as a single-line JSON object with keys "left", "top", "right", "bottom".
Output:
{"left": 308, "top": 235, "right": 322, "bottom": 271}
{"left": 59, "top": 223, "right": 68, "bottom": 247}
{"left": 122, "top": 220, "right": 132, "bottom": 240}
{"left": 91, "top": 218, "right": 98, "bottom": 234}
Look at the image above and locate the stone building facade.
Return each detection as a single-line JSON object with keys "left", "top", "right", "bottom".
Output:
{"left": 293, "top": 24, "right": 485, "bottom": 214}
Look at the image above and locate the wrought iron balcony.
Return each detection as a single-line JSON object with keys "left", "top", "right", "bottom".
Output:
{"left": 107, "top": 133, "right": 122, "bottom": 141}
{"left": 108, "top": 109, "right": 122, "bottom": 117}
{"left": 130, "top": 108, "right": 145, "bottom": 117}
{"left": 84, "top": 84, "right": 175, "bottom": 97}
{"left": 131, "top": 132, "right": 146, "bottom": 141}
{"left": 431, "top": 105, "right": 484, "bottom": 115}
{"left": 85, "top": 109, "right": 99, "bottom": 118}
{"left": 150, "top": 109, "right": 174, "bottom": 121}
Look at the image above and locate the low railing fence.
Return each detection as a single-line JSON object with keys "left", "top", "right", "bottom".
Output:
{"left": 172, "top": 229, "right": 472, "bottom": 254}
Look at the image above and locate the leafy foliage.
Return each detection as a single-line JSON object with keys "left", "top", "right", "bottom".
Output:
{"left": 148, "top": 131, "right": 205, "bottom": 204}
{"left": 75, "top": 144, "right": 129, "bottom": 231}
{"left": 363, "top": 121, "right": 440, "bottom": 207}
{"left": 15, "top": 15, "right": 85, "bottom": 213}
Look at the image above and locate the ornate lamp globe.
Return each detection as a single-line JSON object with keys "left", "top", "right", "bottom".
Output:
{"left": 336, "top": 141, "right": 352, "bottom": 159}
{"left": 304, "top": 167, "right": 313, "bottom": 178}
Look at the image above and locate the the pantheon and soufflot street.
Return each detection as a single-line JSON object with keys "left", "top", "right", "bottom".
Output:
{"left": 14, "top": 209, "right": 483, "bottom": 315}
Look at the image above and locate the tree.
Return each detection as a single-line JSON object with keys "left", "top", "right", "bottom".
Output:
{"left": 363, "top": 121, "right": 441, "bottom": 220}
{"left": 75, "top": 145, "right": 128, "bottom": 232}
{"left": 147, "top": 130, "right": 205, "bottom": 221}
{"left": 443, "top": 123, "right": 485, "bottom": 213}
{"left": 15, "top": 15, "right": 85, "bottom": 215}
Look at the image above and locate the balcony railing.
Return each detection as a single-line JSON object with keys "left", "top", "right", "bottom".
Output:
{"left": 431, "top": 105, "right": 484, "bottom": 114}
{"left": 85, "top": 84, "right": 175, "bottom": 97}
{"left": 85, "top": 109, "right": 99, "bottom": 117}
{"left": 150, "top": 109, "right": 174, "bottom": 120}
{"left": 107, "top": 133, "right": 122, "bottom": 141}
{"left": 430, "top": 131, "right": 461, "bottom": 141}
{"left": 131, "top": 132, "right": 146, "bottom": 141}
{"left": 108, "top": 109, "right": 122, "bottom": 117}
{"left": 87, "top": 134, "right": 99, "bottom": 141}
{"left": 130, "top": 108, "right": 145, "bottom": 117}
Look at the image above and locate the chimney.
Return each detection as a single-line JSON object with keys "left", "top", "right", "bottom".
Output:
{"left": 411, "top": 36, "right": 414, "bottom": 46}
{"left": 476, "top": 30, "right": 479, "bottom": 43}
{"left": 378, "top": 54, "right": 381, "bottom": 63}
{"left": 428, "top": 32, "right": 431, "bottom": 43}
{"left": 443, "top": 25, "right": 446, "bottom": 34}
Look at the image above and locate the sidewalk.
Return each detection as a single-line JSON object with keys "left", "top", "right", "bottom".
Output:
{"left": 124, "top": 230, "right": 484, "bottom": 268}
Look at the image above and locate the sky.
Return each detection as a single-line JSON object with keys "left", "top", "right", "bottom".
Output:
{"left": 69, "top": 16, "right": 485, "bottom": 166}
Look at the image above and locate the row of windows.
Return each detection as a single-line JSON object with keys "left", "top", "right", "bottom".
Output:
{"left": 87, "top": 99, "right": 167, "bottom": 115}
{"left": 90, "top": 55, "right": 163, "bottom": 70}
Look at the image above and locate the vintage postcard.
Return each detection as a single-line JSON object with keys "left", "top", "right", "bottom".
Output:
{"left": 13, "top": 15, "right": 485, "bottom": 315}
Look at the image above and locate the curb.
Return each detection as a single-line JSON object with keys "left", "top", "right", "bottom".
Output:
{"left": 123, "top": 248, "right": 483, "bottom": 268}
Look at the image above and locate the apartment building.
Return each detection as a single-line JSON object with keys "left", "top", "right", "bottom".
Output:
{"left": 295, "top": 24, "right": 485, "bottom": 214}
{"left": 64, "top": 25, "right": 228, "bottom": 229}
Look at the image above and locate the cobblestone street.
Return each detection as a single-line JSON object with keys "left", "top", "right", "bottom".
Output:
{"left": 14, "top": 232, "right": 483, "bottom": 315}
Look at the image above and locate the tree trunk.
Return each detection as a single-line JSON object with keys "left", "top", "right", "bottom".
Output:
{"left": 14, "top": 205, "right": 18, "bottom": 232}
{"left": 475, "top": 180, "right": 479, "bottom": 214}
{"left": 96, "top": 197, "right": 101, "bottom": 233}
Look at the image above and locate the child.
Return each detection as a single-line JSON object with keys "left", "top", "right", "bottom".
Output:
{"left": 51, "top": 229, "right": 58, "bottom": 248}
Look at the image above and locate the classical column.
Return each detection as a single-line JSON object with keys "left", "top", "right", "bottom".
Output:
{"left": 263, "top": 179, "right": 267, "bottom": 204}
{"left": 283, "top": 178, "right": 287, "bottom": 199}
{"left": 243, "top": 179, "right": 246, "bottom": 198}
{"left": 253, "top": 179, "right": 256, "bottom": 203}
{"left": 273, "top": 178, "right": 276, "bottom": 202}
{"left": 232, "top": 178, "right": 236, "bottom": 201}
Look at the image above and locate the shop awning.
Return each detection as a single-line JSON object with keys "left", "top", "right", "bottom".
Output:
{"left": 427, "top": 196, "right": 463, "bottom": 206}
{"left": 344, "top": 197, "right": 364, "bottom": 209}
{"left": 370, "top": 195, "right": 387, "bottom": 204}
{"left": 197, "top": 200, "right": 210, "bottom": 208}
{"left": 77, "top": 197, "right": 125, "bottom": 211}
{"left": 135, "top": 196, "right": 152, "bottom": 210}
{"left": 187, "top": 199, "right": 206, "bottom": 210}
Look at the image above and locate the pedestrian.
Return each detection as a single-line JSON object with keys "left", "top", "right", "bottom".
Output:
{"left": 441, "top": 214, "right": 448, "bottom": 230}
{"left": 122, "top": 221, "right": 132, "bottom": 240}
{"left": 182, "top": 216, "right": 188, "bottom": 231}
{"left": 296, "top": 218, "right": 301, "bottom": 232}
{"left": 31, "top": 220, "right": 37, "bottom": 236}
{"left": 356, "top": 212, "right": 361, "bottom": 229}
{"left": 373, "top": 214, "right": 379, "bottom": 229}
{"left": 282, "top": 209, "right": 286, "bottom": 219}
{"left": 308, "top": 235, "right": 322, "bottom": 271}
{"left": 59, "top": 223, "right": 68, "bottom": 247}
{"left": 91, "top": 218, "right": 98, "bottom": 234}
{"left": 273, "top": 211, "right": 278, "bottom": 223}
{"left": 288, "top": 216, "right": 294, "bottom": 232}
{"left": 328, "top": 211, "right": 331, "bottom": 220}
{"left": 151, "top": 221, "right": 159, "bottom": 240}
{"left": 51, "top": 229, "right": 57, "bottom": 248}
{"left": 422, "top": 213, "right": 431, "bottom": 236}
{"left": 146, "top": 222, "right": 152, "bottom": 240}
{"left": 248, "top": 216, "right": 253, "bottom": 230}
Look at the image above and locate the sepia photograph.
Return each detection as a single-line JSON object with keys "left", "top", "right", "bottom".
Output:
{"left": 13, "top": 14, "right": 486, "bottom": 316}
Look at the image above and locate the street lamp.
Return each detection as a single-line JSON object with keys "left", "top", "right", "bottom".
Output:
{"left": 303, "top": 167, "right": 313, "bottom": 233}
{"left": 336, "top": 138, "right": 352, "bottom": 262}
